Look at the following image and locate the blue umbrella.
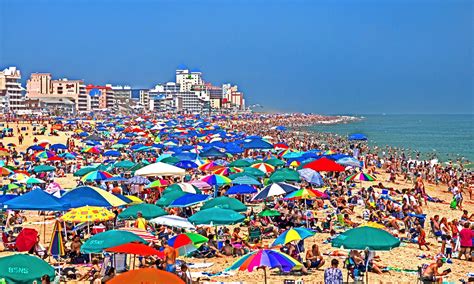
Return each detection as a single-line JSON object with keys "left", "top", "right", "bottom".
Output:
{"left": 271, "top": 227, "right": 315, "bottom": 247}
{"left": 297, "top": 169, "right": 324, "bottom": 186}
{"left": 242, "top": 139, "right": 273, "bottom": 150}
{"left": 59, "top": 152, "right": 77, "bottom": 160}
{"left": 200, "top": 147, "right": 227, "bottom": 158}
{"left": 103, "top": 150, "right": 121, "bottom": 157}
{"left": 29, "top": 145, "right": 45, "bottom": 151}
{"left": 252, "top": 183, "right": 299, "bottom": 200}
{"left": 336, "top": 157, "right": 362, "bottom": 168}
{"left": 117, "top": 138, "right": 131, "bottom": 144}
{"left": 275, "top": 126, "right": 287, "bottom": 131}
{"left": 226, "top": 185, "right": 257, "bottom": 195}
{"left": 127, "top": 176, "right": 150, "bottom": 185}
{"left": 168, "top": 193, "right": 210, "bottom": 207}
{"left": 105, "top": 176, "right": 128, "bottom": 182}
{"left": 175, "top": 160, "right": 198, "bottom": 169}
{"left": 50, "top": 143, "right": 68, "bottom": 150}
{"left": 4, "top": 189, "right": 70, "bottom": 211}
{"left": 348, "top": 133, "right": 367, "bottom": 141}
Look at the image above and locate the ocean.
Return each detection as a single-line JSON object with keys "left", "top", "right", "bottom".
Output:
{"left": 305, "top": 114, "right": 474, "bottom": 162}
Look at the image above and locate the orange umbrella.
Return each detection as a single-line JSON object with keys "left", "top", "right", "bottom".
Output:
{"left": 108, "top": 268, "right": 184, "bottom": 284}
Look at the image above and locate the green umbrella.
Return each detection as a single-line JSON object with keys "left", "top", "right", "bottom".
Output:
{"left": 269, "top": 168, "right": 300, "bottom": 183}
{"left": 81, "top": 230, "right": 147, "bottom": 253}
{"left": 201, "top": 196, "right": 247, "bottom": 212}
{"left": 259, "top": 209, "right": 281, "bottom": 217}
{"left": 5, "top": 183, "right": 20, "bottom": 190}
{"left": 118, "top": 203, "right": 167, "bottom": 220}
{"left": 73, "top": 166, "right": 97, "bottom": 177}
{"left": 242, "top": 167, "right": 266, "bottom": 177}
{"left": 161, "top": 156, "right": 180, "bottom": 165}
{"left": 155, "top": 190, "right": 187, "bottom": 207}
{"left": 23, "top": 177, "right": 46, "bottom": 184}
{"left": 33, "top": 165, "right": 56, "bottom": 173}
{"left": 114, "top": 160, "right": 135, "bottom": 169}
{"left": 229, "top": 159, "right": 251, "bottom": 168}
{"left": 331, "top": 227, "right": 400, "bottom": 251}
{"left": 189, "top": 207, "right": 245, "bottom": 225}
{"left": 265, "top": 158, "right": 285, "bottom": 167}
{"left": 165, "top": 183, "right": 202, "bottom": 194}
{"left": 0, "top": 254, "right": 55, "bottom": 284}
{"left": 111, "top": 143, "right": 126, "bottom": 149}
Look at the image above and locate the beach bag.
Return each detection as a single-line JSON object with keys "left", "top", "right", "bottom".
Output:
{"left": 450, "top": 198, "right": 457, "bottom": 209}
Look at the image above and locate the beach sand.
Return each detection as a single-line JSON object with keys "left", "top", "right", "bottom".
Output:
{"left": 0, "top": 122, "right": 472, "bottom": 283}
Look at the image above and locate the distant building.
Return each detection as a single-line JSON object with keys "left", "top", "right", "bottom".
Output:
{"left": 0, "top": 67, "right": 25, "bottom": 112}
{"left": 85, "top": 85, "right": 114, "bottom": 111}
{"left": 176, "top": 69, "right": 203, "bottom": 92}
{"left": 108, "top": 85, "right": 133, "bottom": 113}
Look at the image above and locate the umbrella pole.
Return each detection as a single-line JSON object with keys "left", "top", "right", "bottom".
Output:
{"left": 43, "top": 214, "right": 46, "bottom": 243}
{"left": 263, "top": 267, "right": 267, "bottom": 284}
{"left": 304, "top": 201, "right": 308, "bottom": 228}
{"left": 133, "top": 254, "right": 136, "bottom": 270}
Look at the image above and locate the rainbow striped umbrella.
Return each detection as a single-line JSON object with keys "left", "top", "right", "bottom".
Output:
{"left": 285, "top": 188, "right": 327, "bottom": 200}
{"left": 168, "top": 233, "right": 209, "bottom": 256}
{"left": 200, "top": 174, "right": 232, "bottom": 186}
{"left": 82, "top": 146, "right": 101, "bottom": 154}
{"left": 81, "top": 170, "right": 113, "bottom": 182}
{"left": 198, "top": 161, "right": 222, "bottom": 172}
{"left": 34, "top": 151, "right": 56, "bottom": 159}
{"left": 271, "top": 227, "right": 315, "bottom": 247}
{"left": 0, "top": 166, "right": 13, "bottom": 177}
{"left": 48, "top": 220, "right": 65, "bottom": 257}
{"left": 212, "top": 167, "right": 243, "bottom": 176}
{"left": 250, "top": 163, "right": 275, "bottom": 174}
{"left": 226, "top": 249, "right": 303, "bottom": 284}
{"left": 145, "top": 179, "right": 170, "bottom": 189}
{"left": 345, "top": 172, "right": 376, "bottom": 182}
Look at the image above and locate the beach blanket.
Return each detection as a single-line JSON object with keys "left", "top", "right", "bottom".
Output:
{"left": 188, "top": 262, "right": 214, "bottom": 269}
{"left": 190, "top": 271, "right": 236, "bottom": 278}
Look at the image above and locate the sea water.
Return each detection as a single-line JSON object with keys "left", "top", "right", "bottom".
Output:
{"left": 306, "top": 114, "right": 474, "bottom": 162}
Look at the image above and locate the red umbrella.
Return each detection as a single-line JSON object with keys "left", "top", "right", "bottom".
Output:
{"left": 106, "top": 243, "right": 164, "bottom": 258}
{"left": 303, "top": 157, "right": 345, "bottom": 172}
{"left": 16, "top": 228, "right": 38, "bottom": 252}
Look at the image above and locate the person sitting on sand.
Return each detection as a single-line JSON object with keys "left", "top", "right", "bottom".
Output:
{"left": 78, "top": 258, "right": 101, "bottom": 282}
{"left": 422, "top": 259, "right": 451, "bottom": 283}
{"left": 220, "top": 239, "right": 234, "bottom": 256}
{"left": 305, "top": 244, "right": 325, "bottom": 269}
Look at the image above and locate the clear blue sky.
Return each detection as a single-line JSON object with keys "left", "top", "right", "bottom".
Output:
{"left": 1, "top": 0, "right": 472, "bottom": 114}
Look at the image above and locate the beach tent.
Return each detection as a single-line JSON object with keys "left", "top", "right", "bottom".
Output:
{"left": 348, "top": 133, "right": 367, "bottom": 141}
{"left": 135, "top": 162, "right": 185, "bottom": 177}
{"left": 4, "top": 189, "right": 69, "bottom": 211}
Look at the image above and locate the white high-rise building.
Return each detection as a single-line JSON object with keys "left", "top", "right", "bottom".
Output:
{"left": 176, "top": 69, "right": 203, "bottom": 92}
{"left": 0, "top": 67, "right": 25, "bottom": 112}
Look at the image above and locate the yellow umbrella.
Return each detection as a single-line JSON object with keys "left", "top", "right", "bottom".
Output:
{"left": 125, "top": 195, "right": 143, "bottom": 205}
{"left": 61, "top": 206, "right": 115, "bottom": 223}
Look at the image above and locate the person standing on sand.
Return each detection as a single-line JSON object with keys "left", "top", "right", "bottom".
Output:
{"left": 418, "top": 225, "right": 430, "bottom": 251}
{"left": 134, "top": 212, "right": 147, "bottom": 230}
{"left": 324, "top": 259, "right": 343, "bottom": 284}
{"left": 163, "top": 243, "right": 177, "bottom": 273}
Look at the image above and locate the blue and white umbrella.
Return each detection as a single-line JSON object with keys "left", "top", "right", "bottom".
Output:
{"left": 252, "top": 182, "right": 299, "bottom": 200}
{"left": 297, "top": 168, "right": 324, "bottom": 186}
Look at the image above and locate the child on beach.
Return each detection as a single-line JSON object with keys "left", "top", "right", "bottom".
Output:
{"left": 418, "top": 225, "right": 430, "bottom": 251}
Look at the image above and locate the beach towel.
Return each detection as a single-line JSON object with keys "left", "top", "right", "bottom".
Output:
{"left": 188, "top": 263, "right": 214, "bottom": 269}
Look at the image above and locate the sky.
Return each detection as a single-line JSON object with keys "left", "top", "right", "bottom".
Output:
{"left": 0, "top": 0, "right": 472, "bottom": 114}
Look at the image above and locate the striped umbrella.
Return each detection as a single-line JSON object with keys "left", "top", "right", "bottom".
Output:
{"left": 284, "top": 188, "right": 327, "bottom": 200}
{"left": 48, "top": 220, "right": 65, "bottom": 257}
{"left": 200, "top": 174, "right": 232, "bottom": 186}
{"left": 198, "top": 161, "right": 222, "bottom": 172}
{"left": 345, "top": 172, "right": 376, "bottom": 182}
{"left": 34, "top": 151, "right": 56, "bottom": 159}
{"left": 271, "top": 227, "right": 315, "bottom": 247}
{"left": 226, "top": 249, "right": 303, "bottom": 284}
{"left": 168, "top": 233, "right": 208, "bottom": 256}
{"left": 82, "top": 146, "right": 101, "bottom": 154}
{"left": 250, "top": 163, "right": 275, "bottom": 174}
{"left": 145, "top": 179, "right": 169, "bottom": 189}
{"left": 213, "top": 167, "right": 243, "bottom": 176}
{"left": 81, "top": 170, "right": 113, "bottom": 182}
{"left": 118, "top": 227, "right": 159, "bottom": 243}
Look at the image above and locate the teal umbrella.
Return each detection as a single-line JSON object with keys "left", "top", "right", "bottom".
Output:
{"left": 269, "top": 168, "right": 300, "bottom": 183}
{"left": 33, "top": 165, "right": 56, "bottom": 173}
{"left": 229, "top": 159, "right": 251, "bottom": 167}
{"left": 118, "top": 203, "right": 167, "bottom": 220}
{"left": 73, "top": 166, "right": 97, "bottom": 177}
{"left": 0, "top": 254, "right": 55, "bottom": 284}
{"left": 242, "top": 167, "right": 266, "bottom": 177}
{"left": 331, "top": 227, "right": 400, "bottom": 251}
{"left": 265, "top": 158, "right": 285, "bottom": 167}
{"left": 81, "top": 230, "right": 147, "bottom": 253}
{"left": 114, "top": 160, "right": 136, "bottom": 169}
{"left": 155, "top": 190, "right": 187, "bottom": 207}
{"left": 201, "top": 196, "right": 247, "bottom": 212}
{"left": 189, "top": 207, "right": 245, "bottom": 225}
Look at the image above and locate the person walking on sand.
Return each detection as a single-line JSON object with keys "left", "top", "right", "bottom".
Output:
{"left": 418, "top": 225, "right": 430, "bottom": 251}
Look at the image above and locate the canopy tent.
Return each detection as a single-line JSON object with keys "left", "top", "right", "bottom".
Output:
{"left": 135, "top": 162, "right": 185, "bottom": 177}
{"left": 60, "top": 186, "right": 126, "bottom": 208}
{"left": 4, "top": 189, "right": 69, "bottom": 211}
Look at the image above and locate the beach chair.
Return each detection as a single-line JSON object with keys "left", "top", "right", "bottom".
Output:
{"left": 336, "top": 214, "right": 348, "bottom": 228}
{"left": 248, "top": 227, "right": 262, "bottom": 243}
{"left": 1, "top": 232, "right": 16, "bottom": 251}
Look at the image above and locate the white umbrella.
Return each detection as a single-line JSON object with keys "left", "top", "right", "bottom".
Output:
{"left": 135, "top": 162, "right": 185, "bottom": 177}
{"left": 149, "top": 215, "right": 195, "bottom": 230}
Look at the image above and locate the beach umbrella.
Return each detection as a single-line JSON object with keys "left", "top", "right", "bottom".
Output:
{"left": 108, "top": 268, "right": 184, "bottom": 284}
{"left": 105, "top": 176, "right": 127, "bottom": 182}
{"left": 73, "top": 166, "right": 97, "bottom": 177}
{"left": 0, "top": 148, "right": 9, "bottom": 157}
{"left": 82, "top": 146, "right": 101, "bottom": 154}
{"left": 166, "top": 183, "right": 201, "bottom": 194}
{"left": 144, "top": 179, "right": 169, "bottom": 189}
{"left": 303, "top": 157, "right": 345, "bottom": 172}
{"left": 11, "top": 172, "right": 29, "bottom": 181}
{"left": 34, "top": 150, "right": 56, "bottom": 159}
{"left": 59, "top": 152, "right": 77, "bottom": 160}
{"left": 105, "top": 243, "right": 164, "bottom": 257}
{"left": 213, "top": 166, "right": 243, "bottom": 176}
{"left": 199, "top": 146, "right": 227, "bottom": 158}
{"left": 168, "top": 193, "right": 210, "bottom": 207}
{"left": 4, "top": 189, "right": 70, "bottom": 211}
{"left": 103, "top": 150, "right": 121, "bottom": 157}
{"left": 265, "top": 158, "right": 285, "bottom": 167}
{"left": 118, "top": 203, "right": 167, "bottom": 220}
{"left": 16, "top": 228, "right": 39, "bottom": 252}
{"left": 252, "top": 182, "right": 299, "bottom": 200}
{"left": 81, "top": 170, "right": 113, "bottom": 182}
{"left": 127, "top": 175, "right": 151, "bottom": 185}
{"left": 297, "top": 168, "right": 324, "bottom": 186}
{"left": 4, "top": 183, "right": 20, "bottom": 191}
{"left": 336, "top": 157, "right": 362, "bottom": 168}
{"left": 61, "top": 186, "right": 127, "bottom": 208}
{"left": 348, "top": 133, "right": 367, "bottom": 141}
{"left": 61, "top": 206, "right": 115, "bottom": 223}
{"left": 259, "top": 209, "right": 281, "bottom": 217}
{"left": 345, "top": 172, "right": 376, "bottom": 182}
{"left": 135, "top": 162, "right": 185, "bottom": 177}
{"left": 0, "top": 166, "right": 13, "bottom": 176}
{"left": 229, "top": 159, "right": 251, "bottom": 167}
{"left": 168, "top": 232, "right": 209, "bottom": 256}
{"left": 271, "top": 227, "right": 315, "bottom": 247}
{"left": 201, "top": 196, "right": 247, "bottom": 212}
{"left": 50, "top": 143, "right": 68, "bottom": 150}
{"left": 200, "top": 174, "right": 231, "bottom": 186}
{"left": 32, "top": 165, "right": 56, "bottom": 173}
{"left": 0, "top": 254, "right": 55, "bottom": 284}
{"left": 226, "top": 249, "right": 303, "bottom": 284}
{"left": 48, "top": 220, "right": 66, "bottom": 257}
{"left": 251, "top": 162, "right": 275, "bottom": 174}
{"left": 331, "top": 226, "right": 400, "bottom": 251}
{"left": 161, "top": 156, "right": 180, "bottom": 165}
{"left": 226, "top": 184, "right": 257, "bottom": 195}
{"left": 20, "top": 177, "right": 46, "bottom": 184}
{"left": 198, "top": 161, "right": 221, "bottom": 172}
{"left": 174, "top": 160, "right": 198, "bottom": 169}
{"left": 149, "top": 215, "right": 195, "bottom": 230}
{"left": 155, "top": 190, "right": 188, "bottom": 207}
{"left": 269, "top": 169, "right": 300, "bottom": 183}
{"left": 113, "top": 160, "right": 135, "bottom": 169}
{"left": 242, "top": 167, "right": 266, "bottom": 177}
{"left": 242, "top": 139, "right": 273, "bottom": 149}
{"left": 81, "top": 230, "right": 147, "bottom": 253}
{"left": 117, "top": 227, "right": 159, "bottom": 243}
{"left": 285, "top": 188, "right": 327, "bottom": 200}
{"left": 189, "top": 207, "right": 245, "bottom": 225}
